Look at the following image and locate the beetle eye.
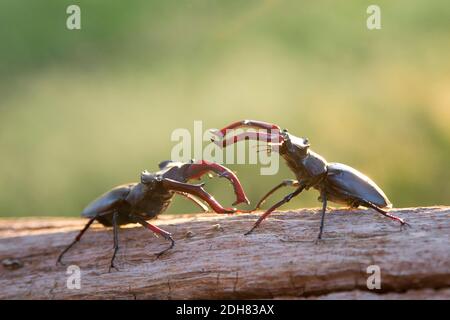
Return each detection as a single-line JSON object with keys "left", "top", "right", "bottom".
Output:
{"left": 303, "top": 137, "right": 309, "bottom": 145}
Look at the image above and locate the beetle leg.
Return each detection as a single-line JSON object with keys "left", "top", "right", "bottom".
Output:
{"left": 317, "top": 190, "right": 328, "bottom": 240}
{"left": 109, "top": 210, "right": 120, "bottom": 272}
{"left": 363, "top": 201, "right": 410, "bottom": 227}
{"left": 183, "top": 160, "right": 249, "bottom": 205}
{"left": 240, "top": 179, "right": 299, "bottom": 213}
{"left": 56, "top": 216, "right": 96, "bottom": 265}
{"left": 245, "top": 186, "right": 305, "bottom": 235}
{"left": 162, "top": 178, "right": 237, "bottom": 214}
{"left": 129, "top": 214, "right": 175, "bottom": 258}
{"left": 175, "top": 191, "right": 209, "bottom": 212}
{"left": 212, "top": 120, "right": 281, "bottom": 137}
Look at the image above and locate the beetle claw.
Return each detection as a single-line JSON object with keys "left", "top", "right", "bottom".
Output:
{"left": 108, "top": 264, "right": 119, "bottom": 273}
{"left": 400, "top": 221, "right": 412, "bottom": 230}
{"left": 209, "top": 129, "right": 224, "bottom": 139}
{"left": 155, "top": 249, "right": 171, "bottom": 259}
{"left": 155, "top": 238, "right": 175, "bottom": 258}
{"left": 244, "top": 225, "right": 257, "bottom": 236}
{"left": 56, "top": 259, "right": 66, "bottom": 267}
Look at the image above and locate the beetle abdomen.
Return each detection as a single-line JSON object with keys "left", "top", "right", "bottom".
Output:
{"left": 81, "top": 183, "right": 135, "bottom": 218}
{"left": 326, "top": 163, "right": 392, "bottom": 208}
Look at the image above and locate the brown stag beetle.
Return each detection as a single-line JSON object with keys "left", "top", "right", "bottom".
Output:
{"left": 57, "top": 160, "right": 249, "bottom": 270}
{"left": 211, "top": 120, "right": 409, "bottom": 238}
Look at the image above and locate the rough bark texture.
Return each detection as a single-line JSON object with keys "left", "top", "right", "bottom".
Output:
{"left": 0, "top": 206, "right": 449, "bottom": 300}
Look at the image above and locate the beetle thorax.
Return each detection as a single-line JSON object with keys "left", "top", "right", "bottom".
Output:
{"left": 282, "top": 148, "right": 328, "bottom": 187}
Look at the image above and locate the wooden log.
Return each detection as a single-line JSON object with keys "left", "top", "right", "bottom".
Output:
{"left": 0, "top": 207, "right": 449, "bottom": 299}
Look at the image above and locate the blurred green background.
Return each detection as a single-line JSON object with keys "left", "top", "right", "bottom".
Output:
{"left": 0, "top": 0, "right": 449, "bottom": 217}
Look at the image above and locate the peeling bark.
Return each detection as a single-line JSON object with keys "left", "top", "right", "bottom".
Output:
{"left": 0, "top": 207, "right": 449, "bottom": 299}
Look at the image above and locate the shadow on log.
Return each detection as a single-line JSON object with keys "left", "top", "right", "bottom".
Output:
{"left": 0, "top": 207, "right": 449, "bottom": 299}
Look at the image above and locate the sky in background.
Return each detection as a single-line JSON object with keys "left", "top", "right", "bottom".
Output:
{"left": 0, "top": 0, "right": 449, "bottom": 216}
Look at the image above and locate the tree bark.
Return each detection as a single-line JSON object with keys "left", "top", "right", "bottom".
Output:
{"left": 0, "top": 207, "right": 449, "bottom": 299}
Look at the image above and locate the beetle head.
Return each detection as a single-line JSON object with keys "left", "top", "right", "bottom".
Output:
{"left": 280, "top": 130, "right": 310, "bottom": 158}
{"left": 140, "top": 170, "right": 162, "bottom": 189}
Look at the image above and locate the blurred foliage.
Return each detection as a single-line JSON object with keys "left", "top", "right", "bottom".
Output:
{"left": 0, "top": 0, "right": 449, "bottom": 217}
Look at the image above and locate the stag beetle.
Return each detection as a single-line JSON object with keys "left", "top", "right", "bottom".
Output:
{"left": 211, "top": 120, "right": 409, "bottom": 238}
{"left": 57, "top": 160, "right": 249, "bottom": 270}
